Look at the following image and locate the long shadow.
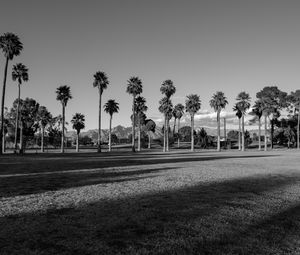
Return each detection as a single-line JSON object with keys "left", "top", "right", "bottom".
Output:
{"left": 0, "top": 150, "right": 278, "bottom": 175}
{"left": 0, "top": 173, "right": 299, "bottom": 254}
{"left": 0, "top": 167, "right": 172, "bottom": 197}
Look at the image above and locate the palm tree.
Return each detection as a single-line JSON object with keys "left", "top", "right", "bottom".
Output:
{"left": 236, "top": 92, "right": 251, "bottom": 151}
{"left": 0, "top": 32, "right": 23, "bottom": 154}
{"left": 93, "top": 71, "right": 109, "bottom": 153}
{"left": 185, "top": 94, "right": 201, "bottom": 151}
{"left": 104, "top": 99, "right": 119, "bottom": 152}
{"left": 37, "top": 106, "right": 52, "bottom": 152}
{"left": 251, "top": 100, "right": 264, "bottom": 150}
{"left": 159, "top": 97, "right": 173, "bottom": 152}
{"left": 134, "top": 96, "right": 148, "bottom": 151}
{"left": 210, "top": 91, "right": 228, "bottom": 152}
{"left": 11, "top": 63, "right": 29, "bottom": 152}
{"left": 233, "top": 103, "right": 243, "bottom": 151}
{"left": 126, "top": 76, "right": 143, "bottom": 152}
{"left": 160, "top": 79, "right": 176, "bottom": 151}
{"left": 173, "top": 103, "right": 185, "bottom": 148}
{"left": 56, "top": 85, "right": 72, "bottom": 153}
{"left": 71, "top": 113, "right": 85, "bottom": 152}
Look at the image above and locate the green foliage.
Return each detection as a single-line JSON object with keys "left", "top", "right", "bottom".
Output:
{"left": 104, "top": 99, "right": 119, "bottom": 116}
{"left": 93, "top": 71, "right": 109, "bottom": 95}
{"left": 0, "top": 32, "right": 23, "bottom": 60}
{"left": 56, "top": 85, "right": 72, "bottom": 106}
{"left": 210, "top": 91, "right": 228, "bottom": 113}
{"left": 185, "top": 94, "right": 201, "bottom": 115}
{"left": 126, "top": 76, "right": 143, "bottom": 96}
{"left": 160, "top": 79, "right": 176, "bottom": 98}
{"left": 71, "top": 113, "right": 85, "bottom": 135}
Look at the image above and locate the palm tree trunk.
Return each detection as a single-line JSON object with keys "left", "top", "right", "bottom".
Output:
{"left": 242, "top": 115, "right": 245, "bottom": 151}
{"left": 98, "top": 90, "right": 102, "bottom": 153}
{"left": 238, "top": 118, "right": 241, "bottom": 151}
{"left": 132, "top": 96, "right": 136, "bottom": 152}
{"left": 166, "top": 118, "right": 169, "bottom": 151}
{"left": 258, "top": 117, "right": 261, "bottom": 151}
{"left": 177, "top": 118, "right": 180, "bottom": 148}
{"left": 264, "top": 115, "right": 267, "bottom": 151}
{"left": 61, "top": 104, "right": 65, "bottom": 153}
{"left": 270, "top": 118, "right": 274, "bottom": 149}
{"left": 173, "top": 118, "right": 176, "bottom": 136}
{"left": 138, "top": 114, "right": 141, "bottom": 151}
{"left": 191, "top": 115, "right": 194, "bottom": 151}
{"left": 217, "top": 111, "right": 221, "bottom": 152}
{"left": 20, "top": 122, "right": 23, "bottom": 153}
{"left": 76, "top": 133, "right": 79, "bottom": 152}
{"left": 14, "top": 83, "right": 21, "bottom": 151}
{"left": 224, "top": 118, "right": 226, "bottom": 149}
{"left": 297, "top": 111, "right": 299, "bottom": 150}
{"left": 0, "top": 56, "right": 9, "bottom": 154}
{"left": 41, "top": 126, "right": 45, "bottom": 152}
{"left": 163, "top": 115, "right": 166, "bottom": 152}
{"left": 148, "top": 132, "right": 151, "bottom": 149}
{"left": 109, "top": 115, "right": 112, "bottom": 152}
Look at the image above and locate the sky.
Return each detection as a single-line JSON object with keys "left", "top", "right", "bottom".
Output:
{"left": 1, "top": 0, "right": 300, "bottom": 131}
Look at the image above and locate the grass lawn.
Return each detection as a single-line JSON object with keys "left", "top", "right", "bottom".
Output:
{"left": 0, "top": 149, "right": 300, "bottom": 254}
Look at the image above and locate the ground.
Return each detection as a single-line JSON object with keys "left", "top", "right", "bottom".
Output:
{"left": 0, "top": 149, "right": 300, "bottom": 254}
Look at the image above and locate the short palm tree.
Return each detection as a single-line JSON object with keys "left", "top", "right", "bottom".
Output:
{"left": 135, "top": 96, "right": 147, "bottom": 151}
{"left": 233, "top": 102, "right": 243, "bottom": 150}
{"left": 37, "top": 106, "right": 52, "bottom": 152}
{"left": 0, "top": 32, "right": 23, "bottom": 154}
{"left": 126, "top": 76, "right": 143, "bottom": 152}
{"left": 12, "top": 63, "right": 28, "bottom": 151}
{"left": 160, "top": 79, "right": 176, "bottom": 151}
{"left": 159, "top": 97, "right": 173, "bottom": 152}
{"left": 251, "top": 100, "right": 264, "bottom": 150}
{"left": 56, "top": 85, "right": 72, "bottom": 153}
{"left": 210, "top": 91, "right": 228, "bottom": 152}
{"left": 93, "top": 71, "right": 109, "bottom": 153}
{"left": 236, "top": 92, "right": 251, "bottom": 151}
{"left": 173, "top": 103, "right": 185, "bottom": 148}
{"left": 71, "top": 113, "right": 85, "bottom": 152}
{"left": 185, "top": 94, "right": 201, "bottom": 151}
{"left": 104, "top": 99, "right": 119, "bottom": 152}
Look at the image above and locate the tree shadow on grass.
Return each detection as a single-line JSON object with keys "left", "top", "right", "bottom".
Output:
{"left": 0, "top": 167, "right": 173, "bottom": 197}
{"left": 0, "top": 151, "right": 278, "bottom": 175}
{"left": 1, "top": 173, "right": 300, "bottom": 254}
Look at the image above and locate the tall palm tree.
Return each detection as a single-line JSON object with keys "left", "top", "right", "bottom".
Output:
{"left": 159, "top": 97, "right": 173, "bottom": 152}
{"left": 251, "top": 100, "right": 264, "bottom": 150}
{"left": 210, "top": 91, "right": 228, "bottom": 152}
{"left": 126, "top": 76, "right": 143, "bottom": 152}
{"left": 37, "top": 106, "right": 52, "bottom": 152}
{"left": 160, "top": 79, "right": 176, "bottom": 151}
{"left": 236, "top": 92, "right": 251, "bottom": 151}
{"left": 134, "top": 96, "right": 147, "bottom": 151}
{"left": 173, "top": 103, "right": 185, "bottom": 148}
{"left": 56, "top": 85, "right": 72, "bottom": 153}
{"left": 11, "top": 63, "right": 28, "bottom": 152}
{"left": 93, "top": 71, "right": 109, "bottom": 153}
{"left": 185, "top": 94, "right": 201, "bottom": 151}
{"left": 0, "top": 32, "right": 23, "bottom": 154}
{"left": 71, "top": 113, "right": 85, "bottom": 152}
{"left": 233, "top": 102, "right": 243, "bottom": 150}
{"left": 104, "top": 99, "right": 119, "bottom": 152}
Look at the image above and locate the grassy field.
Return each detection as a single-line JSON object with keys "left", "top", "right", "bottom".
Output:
{"left": 0, "top": 149, "right": 300, "bottom": 254}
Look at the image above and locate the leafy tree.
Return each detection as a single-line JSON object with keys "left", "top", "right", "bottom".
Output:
{"left": 11, "top": 63, "right": 29, "bottom": 151}
{"left": 233, "top": 103, "right": 242, "bottom": 150}
{"left": 126, "top": 76, "right": 143, "bottom": 152}
{"left": 56, "top": 85, "right": 72, "bottom": 153}
{"left": 227, "top": 130, "right": 239, "bottom": 140}
{"left": 134, "top": 96, "right": 147, "bottom": 151}
{"left": 104, "top": 99, "right": 119, "bottom": 152}
{"left": 93, "top": 71, "right": 109, "bottom": 153}
{"left": 79, "top": 135, "right": 93, "bottom": 146}
{"left": 173, "top": 103, "right": 184, "bottom": 148}
{"left": 159, "top": 97, "right": 173, "bottom": 152}
{"left": 197, "top": 127, "right": 209, "bottom": 148}
{"left": 236, "top": 92, "right": 251, "bottom": 151}
{"left": 37, "top": 106, "right": 52, "bottom": 152}
{"left": 210, "top": 91, "right": 228, "bottom": 152}
{"left": 284, "top": 126, "right": 295, "bottom": 148}
{"left": 288, "top": 90, "right": 300, "bottom": 149}
{"left": 160, "top": 79, "right": 176, "bottom": 152}
{"left": 256, "top": 86, "right": 287, "bottom": 150}
{"left": 185, "top": 94, "right": 201, "bottom": 151}
{"left": 71, "top": 113, "right": 85, "bottom": 152}
{"left": 0, "top": 32, "right": 23, "bottom": 154}
{"left": 145, "top": 119, "right": 156, "bottom": 149}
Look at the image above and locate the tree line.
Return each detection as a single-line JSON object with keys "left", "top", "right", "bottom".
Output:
{"left": 1, "top": 32, "right": 299, "bottom": 154}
